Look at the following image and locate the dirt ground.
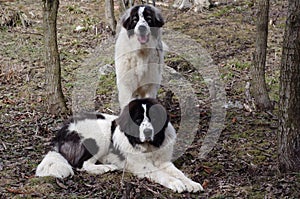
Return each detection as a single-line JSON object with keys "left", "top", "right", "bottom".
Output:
{"left": 0, "top": 0, "right": 299, "bottom": 198}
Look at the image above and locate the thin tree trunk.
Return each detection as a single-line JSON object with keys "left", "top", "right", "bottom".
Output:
{"left": 250, "top": 0, "right": 273, "bottom": 111}
{"left": 278, "top": 0, "right": 300, "bottom": 172}
{"left": 173, "top": 0, "right": 211, "bottom": 11}
{"left": 43, "top": 0, "right": 67, "bottom": 115}
{"left": 105, "top": 0, "right": 116, "bottom": 34}
{"left": 194, "top": 0, "right": 211, "bottom": 12}
{"left": 173, "top": 0, "right": 192, "bottom": 10}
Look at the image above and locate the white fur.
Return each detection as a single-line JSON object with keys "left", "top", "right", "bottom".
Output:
{"left": 115, "top": 6, "right": 164, "bottom": 109}
{"left": 35, "top": 151, "right": 74, "bottom": 178}
{"left": 112, "top": 123, "right": 203, "bottom": 193}
{"left": 139, "top": 104, "right": 154, "bottom": 142}
{"left": 36, "top": 115, "right": 117, "bottom": 178}
{"left": 81, "top": 158, "right": 118, "bottom": 174}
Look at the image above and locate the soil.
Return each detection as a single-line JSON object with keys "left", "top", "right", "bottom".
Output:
{"left": 0, "top": 0, "right": 299, "bottom": 198}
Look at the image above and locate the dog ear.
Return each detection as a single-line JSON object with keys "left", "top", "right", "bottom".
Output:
{"left": 120, "top": 7, "right": 136, "bottom": 37}
{"left": 116, "top": 102, "right": 139, "bottom": 136}
{"left": 149, "top": 103, "right": 169, "bottom": 133}
{"left": 116, "top": 105, "right": 131, "bottom": 133}
{"left": 121, "top": 9, "right": 131, "bottom": 30}
{"left": 116, "top": 101, "right": 142, "bottom": 146}
{"left": 153, "top": 7, "right": 164, "bottom": 27}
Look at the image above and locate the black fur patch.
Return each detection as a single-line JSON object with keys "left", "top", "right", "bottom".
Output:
{"left": 111, "top": 120, "right": 117, "bottom": 140}
{"left": 143, "top": 6, "right": 164, "bottom": 28}
{"left": 109, "top": 141, "right": 126, "bottom": 162}
{"left": 82, "top": 138, "right": 99, "bottom": 156}
{"left": 53, "top": 125, "right": 99, "bottom": 168}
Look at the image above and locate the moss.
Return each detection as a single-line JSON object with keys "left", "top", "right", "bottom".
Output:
{"left": 254, "top": 155, "right": 267, "bottom": 162}
{"left": 248, "top": 191, "right": 266, "bottom": 199}
{"left": 27, "top": 176, "right": 56, "bottom": 186}
{"left": 210, "top": 195, "right": 229, "bottom": 199}
{"left": 209, "top": 6, "right": 234, "bottom": 18}
{"left": 66, "top": 5, "right": 84, "bottom": 14}
{"left": 266, "top": 70, "right": 280, "bottom": 102}
{"left": 96, "top": 72, "right": 116, "bottom": 96}
{"left": 231, "top": 131, "right": 248, "bottom": 140}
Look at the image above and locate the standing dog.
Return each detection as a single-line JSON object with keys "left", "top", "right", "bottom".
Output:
{"left": 36, "top": 98, "right": 203, "bottom": 193}
{"left": 115, "top": 5, "right": 165, "bottom": 109}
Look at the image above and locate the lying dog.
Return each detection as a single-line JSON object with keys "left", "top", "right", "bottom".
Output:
{"left": 115, "top": 5, "right": 165, "bottom": 109}
{"left": 36, "top": 98, "right": 203, "bottom": 193}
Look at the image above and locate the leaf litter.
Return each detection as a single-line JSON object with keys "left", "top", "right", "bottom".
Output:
{"left": 0, "top": 0, "right": 299, "bottom": 198}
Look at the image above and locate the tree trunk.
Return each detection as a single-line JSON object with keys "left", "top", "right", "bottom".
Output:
{"left": 250, "top": 0, "right": 273, "bottom": 111}
{"left": 278, "top": 0, "right": 300, "bottom": 172}
{"left": 105, "top": 0, "right": 116, "bottom": 34}
{"left": 43, "top": 0, "right": 67, "bottom": 115}
{"left": 173, "top": 0, "right": 211, "bottom": 12}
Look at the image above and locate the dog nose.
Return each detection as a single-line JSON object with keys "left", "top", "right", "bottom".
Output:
{"left": 144, "top": 128, "right": 153, "bottom": 138}
{"left": 138, "top": 25, "right": 147, "bottom": 34}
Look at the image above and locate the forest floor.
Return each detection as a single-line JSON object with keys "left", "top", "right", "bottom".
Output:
{"left": 0, "top": 0, "right": 299, "bottom": 198}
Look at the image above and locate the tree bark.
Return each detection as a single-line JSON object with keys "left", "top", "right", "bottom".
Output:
{"left": 250, "top": 0, "right": 273, "bottom": 111}
{"left": 105, "top": 0, "right": 116, "bottom": 34}
{"left": 43, "top": 0, "right": 67, "bottom": 115}
{"left": 278, "top": 0, "right": 300, "bottom": 172}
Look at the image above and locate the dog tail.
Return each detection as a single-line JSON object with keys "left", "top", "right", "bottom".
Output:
{"left": 35, "top": 151, "right": 74, "bottom": 178}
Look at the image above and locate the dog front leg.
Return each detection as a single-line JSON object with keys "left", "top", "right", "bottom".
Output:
{"left": 158, "top": 162, "right": 204, "bottom": 192}
{"left": 136, "top": 169, "right": 187, "bottom": 193}
{"left": 81, "top": 158, "right": 118, "bottom": 175}
{"left": 126, "top": 158, "right": 186, "bottom": 193}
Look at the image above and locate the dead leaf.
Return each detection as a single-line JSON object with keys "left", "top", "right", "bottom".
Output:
{"left": 232, "top": 117, "right": 237, "bottom": 123}
{"left": 56, "top": 178, "right": 68, "bottom": 189}
{"left": 6, "top": 187, "right": 28, "bottom": 194}
{"left": 202, "top": 179, "right": 209, "bottom": 189}
{"left": 203, "top": 165, "right": 212, "bottom": 174}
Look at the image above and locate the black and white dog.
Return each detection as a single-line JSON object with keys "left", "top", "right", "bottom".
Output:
{"left": 115, "top": 5, "right": 166, "bottom": 109}
{"left": 36, "top": 98, "right": 203, "bottom": 193}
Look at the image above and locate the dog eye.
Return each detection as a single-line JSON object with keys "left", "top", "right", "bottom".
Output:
{"left": 132, "top": 16, "right": 138, "bottom": 24}
{"left": 135, "top": 118, "right": 142, "bottom": 124}
{"left": 146, "top": 16, "right": 152, "bottom": 23}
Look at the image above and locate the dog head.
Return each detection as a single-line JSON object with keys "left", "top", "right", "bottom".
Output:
{"left": 121, "top": 5, "right": 164, "bottom": 44}
{"left": 117, "top": 98, "right": 169, "bottom": 147}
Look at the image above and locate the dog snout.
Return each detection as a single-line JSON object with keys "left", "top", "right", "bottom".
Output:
{"left": 138, "top": 25, "right": 147, "bottom": 35}
{"left": 144, "top": 128, "right": 153, "bottom": 139}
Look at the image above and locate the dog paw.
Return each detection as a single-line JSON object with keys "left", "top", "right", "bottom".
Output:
{"left": 166, "top": 178, "right": 186, "bottom": 193}
{"left": 83, "top": 163, "right": 118, "bottom": 174}
{"left": 102, "top": 164, "right": 118, "bottom": 172}
{"left": 184, "top": 180, "right": 204, "bottom": 193}
{"left": 94, "top": 164, "right": 118, "bottom": 174}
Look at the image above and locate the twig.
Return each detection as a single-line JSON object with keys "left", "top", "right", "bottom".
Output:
{"left": 141, "top": 184, "right": 161, "bottom": 195}
{"left": 6, "top": 187, "right": 29, "bottom": 194}
{"left": 120, "top": 157, "right": 127, "bottom": 188}
{"left": 1, "top": 140, "right": 7, "bottom": 150}
{"left": 11, "top": 29, "right": 43, "bottom": 36}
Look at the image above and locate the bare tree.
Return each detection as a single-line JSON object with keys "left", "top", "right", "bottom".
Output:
{"left": 105, "top": 0, "right": 117, "bottom": 34}
{"left": 278, "top": 0, "right": 300, "bottom": 172}
{"left": 250, "top": 0, "right": 273, "bottom": 111}
{"left": 43, "top": 0, "right": 67, "bottom": 115}
{"left": 173, "top": 0, "right": 211, "bottom": 12}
